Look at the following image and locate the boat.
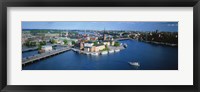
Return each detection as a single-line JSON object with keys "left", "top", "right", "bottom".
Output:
{"left": 124, "top": 43, "right": 128, "bottom": 48}
{"left": 129, "top": 62, "right": 140, "bottom": 67}
{"left": 85, "top": 52, "right": 90, "bottom": 55}
{"left": 101, "top": 51, "right": 108, "bottom": 55}
{"left": 108, "top": 50, "right": 114, "bottom": 53}
{"left": 91, "top": 52, "right": 99, "bottom": 56}
{"left": 114, "top": 49, "right": 120, "bottom": 52}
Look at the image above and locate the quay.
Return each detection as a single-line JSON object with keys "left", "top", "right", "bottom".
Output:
{"left": 22, "top": 47, "right": 71, "bottom": 65}
{"left": 71, "top": 45, "right": 125, "bottom": 56}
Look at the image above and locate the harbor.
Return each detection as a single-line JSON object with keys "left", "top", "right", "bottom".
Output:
{"left": 21, "top": 21, "right": 178, "bottom": 70}
{"left": 22, "top": 44, "right": 126, "bottom": 66}
{"left": 22, "top": 40, "right": 178, "bottom": 70}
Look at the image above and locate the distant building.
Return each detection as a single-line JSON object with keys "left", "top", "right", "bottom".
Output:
{"left": 103, "top": 32, "right": 106, "bottom": 41}
{"left": 61, "top": 32, "right": 68, "bottom": 37}
{"left": 86, "top": 37, "right": 90, "bottom": 40}
{"left": 90, "top": 37, "right": 98, "bottom": 41}
{"left": 22, "top": 31, "right": 32, "bottom": 45}
{"left": 110, "top": 41, "right": 115, "bottom": 46}
{"left": 41, "top": 45, "right": 53, "bottom": 52}
{"left": 45, "top": 33, "right": 59, "bottom": 37}
{"left": 103, "top": 41, "right": 110, "bottom": 46}
{"left": 68, "top": 41, "right": 72, "bottom": 46}
{"left": 60, "top": 42, "right": 65, "bottom": 45}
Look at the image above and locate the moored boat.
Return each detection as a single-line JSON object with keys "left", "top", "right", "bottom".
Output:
{"left": 129, "top": 62, "right": 140, "bottom": 67}
{"left": 91, "top": 52, "right": 99, "bottom": 56}
{"left": 85, "top": 52, "right": 90, "bottom": 55}
{"left": 114, "top": 49, "right": 120, "bottom": 52}
{"left": 108, "top": 50, "right": 114, "bottom": 53}
{"left": 101, "top": 51, "right": 108, "bottom": 55}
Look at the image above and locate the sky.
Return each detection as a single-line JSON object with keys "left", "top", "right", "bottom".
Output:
{"left": 22, "top": 21, "right": 178, "bottom": 32}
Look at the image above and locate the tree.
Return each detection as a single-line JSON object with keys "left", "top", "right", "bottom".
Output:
{"left": 63, "top": 39, "right": 68, "bottom": 45}
{"left": 105, "top": 45, "right": 109, "bottom": 50}
{"left": 50, "top": 39, "right": 57, "bottom": 44}
{"left": 101, "top": 45, "right": 109, "bottom": 51}
{"left": 93, "top": 41, "right": 98, "bottom": 46}
{"left": 25, "top": 41, "right": 37, "bottom": 47}
{"left": 72, "top": 41, "right": 76, "bottom": 45}
{"left": 40, "top": 41, "right": 46, "bottom": 45}
{"left": 114, "top": 42, "right": 120, "bottom": 47}
{"left": 38, "top": 45, "right": 42, "bottom": 50}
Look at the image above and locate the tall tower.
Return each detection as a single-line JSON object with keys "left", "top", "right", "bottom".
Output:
{"left": 103, "top": 28, "right": 106, "bottom": 41}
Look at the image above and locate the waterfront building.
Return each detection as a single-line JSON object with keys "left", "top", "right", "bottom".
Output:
{"left": 84, "top": 42, "right": 94, "bottom": 47}
{"left": 95, "top": 44, "right": 105, "bottom": 52}
{"left": 84, "top": 47, "right": 91, "bottom": 52}
{"left": 91, "top": 44, "right": 105, "bottom": 52}
{"left": 80, "top": 42, "right": 84, "bottom": 50}
{"left": 41, "top": 45, "right": 53, "bottom": 52}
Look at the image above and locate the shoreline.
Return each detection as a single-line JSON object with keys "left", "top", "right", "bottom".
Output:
{"left": 140, "top": 40, "right": 178, "bottom": 47}
{"left": 116, "top": 38, "right": 178, "bottom": 47}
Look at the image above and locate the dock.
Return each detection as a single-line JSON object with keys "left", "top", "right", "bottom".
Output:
{"left": 22, "top": 47, "right": 71, "bottom": 65}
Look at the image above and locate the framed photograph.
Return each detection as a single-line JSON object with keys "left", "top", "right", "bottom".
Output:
{"left": 0, "top": 0, "right": 199, "bottom": 92}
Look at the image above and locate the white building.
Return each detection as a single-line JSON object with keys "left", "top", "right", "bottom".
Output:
{"left": 84, "top": 42, "right": 94, "bottom": 47}
{"left": 103, "top": 41, "right": 110, "bottom": 46}
{"left": 84, "top": 47, "right": 91, "bottom": 52}
{"left": 41, "top": 45, "right": 53, "bottom": 52}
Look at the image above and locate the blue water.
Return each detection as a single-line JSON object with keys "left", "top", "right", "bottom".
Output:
{"left": 22, "top": 40, "right": 178, "bottom": 70}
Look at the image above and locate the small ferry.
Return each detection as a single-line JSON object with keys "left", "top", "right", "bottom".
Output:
{"left": 108, "top": 50, "right": 114, "bottom": 53}
{"left": 85, "top": 52, "right": 90, "bottom": 55}
{"left": 101, "top": 51, "right": 108, "bottom": 55}
{"left": 91, "top": 52, "right": 99, "bottom": 56}
{"left": 115, "top": 49, "right": 120, "bottom": 52}
{"left": 129, "top": 62, "right": 140, "bottom": 67}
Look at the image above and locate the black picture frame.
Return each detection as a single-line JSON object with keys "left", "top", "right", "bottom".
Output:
{"left": 0, "top": 0, "right": 199, "bottom": 92}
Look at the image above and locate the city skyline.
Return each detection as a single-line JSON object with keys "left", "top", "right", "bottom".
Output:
{"left": 22, "top": 21, "right": 178, "bottom": 32}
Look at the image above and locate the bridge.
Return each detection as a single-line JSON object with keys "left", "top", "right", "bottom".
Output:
{"left": 22, "top": 44, "right": 60, "bottom": 52}
{"left": 22, "top": 47, "right": 71, "bottom": 66}
{"left": 22, "top": 47, "right": 38, "bottom": 52}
